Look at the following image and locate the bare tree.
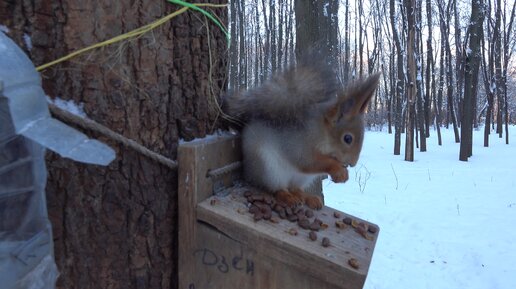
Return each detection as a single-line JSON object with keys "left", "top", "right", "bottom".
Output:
{"left": 390, "top": 0, "right": 405, "bottom": 155}
{"left": 426, "top": 0, "right": 442, "bottom": 145}
{"left": 437, "top": 0, "right": 460, "bottom": 143}
{"left": 415, "top": 0, "right": 427, "bottom": 152}
{"left": 460, "top": 0, "right": 485, "bottom": 161}
{"left": 502, "top": 0, "right": 516, "bottom": 144}
{"left": 405, "top": 0, "right": 417, "bottom": 161}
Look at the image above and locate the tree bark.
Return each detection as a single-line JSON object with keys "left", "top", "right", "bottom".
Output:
{"left": 0, "top": 1, "right": 227, "bottom": 289}
{"left": 294, "top": 0, "right": 339, "bottom": 65}
{"left": 390, "top": 0, "right": 405, "bottom": 155}
{"left": 405, "top": 0, "right": 416, "bottom": 161}
{"left": 415, "top": 0, "right": 426, "bottom": 152}
{"left": 502, "top": 0, "right": 515, "bottom": 144}
{"left": 460, "top": 0, "right": 484, "bottom": 161}
{"left": 230, "top": 0, "right": 239, "bottom": 90}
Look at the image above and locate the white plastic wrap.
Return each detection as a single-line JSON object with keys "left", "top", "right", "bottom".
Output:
{"left": 0, "top": 31, "right": 115, "bottom": 289}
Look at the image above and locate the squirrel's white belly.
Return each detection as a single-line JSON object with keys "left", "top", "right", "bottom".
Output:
{"left": 244, "top": 136, "right": 321, "bottom": 191}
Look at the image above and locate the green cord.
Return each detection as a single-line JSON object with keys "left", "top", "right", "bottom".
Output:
{"left": 166, "top": 0, "right": 230, "bottom": 44}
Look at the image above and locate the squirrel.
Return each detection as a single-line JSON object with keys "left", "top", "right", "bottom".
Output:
{"left": 225, "top": 61, "right": 380, "bottom": 210}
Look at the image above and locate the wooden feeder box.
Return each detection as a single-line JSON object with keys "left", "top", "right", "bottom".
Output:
{"left": 178, "top": 134, "right": 379, "bottom": 289}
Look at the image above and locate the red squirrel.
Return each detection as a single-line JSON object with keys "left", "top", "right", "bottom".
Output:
{"left": 226, "top": 62, "right": 380, "bottom": 210}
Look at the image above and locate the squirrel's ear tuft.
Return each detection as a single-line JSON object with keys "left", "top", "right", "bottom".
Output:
{"left": 350, "top": 72, "right": 381, "bottom": 115}
{"left": 326, "top": 73, "right": 381, "bottom": 124}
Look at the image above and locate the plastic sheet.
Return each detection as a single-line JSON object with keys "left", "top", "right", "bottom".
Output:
{"left": 1, "top": 31, "right": 115, "bottom": 289}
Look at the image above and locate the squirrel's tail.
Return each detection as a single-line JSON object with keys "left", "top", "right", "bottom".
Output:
{"left": 224, "top": 61, "right": 338, "bottom": 126}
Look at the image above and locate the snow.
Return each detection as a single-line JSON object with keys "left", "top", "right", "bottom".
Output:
{"left": 23, "top": 33, "right": 32, "bottom": 51}
{"left": 0, "top": 25, "right": 9, "bottom": 34}
{"left": 179, "top": 129, "right": 236, "bottom": 144}
{"left": 490, "top": 81, "right": 497, "bottom": 94}
{"left": 323, "top": 2, "right": 330, "bottom": 17}
{"left": 325, "top": 126, "right": 516, "bottom": 289}
{"left": 46, "top": 96, "right": 88, "bottom": 118}
{"left": 466, "top": 47, "right": 473, "bottom": 56}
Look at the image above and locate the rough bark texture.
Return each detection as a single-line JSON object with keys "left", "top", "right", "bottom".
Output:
{"left": 404, "top": 0, "right": 416, "bottom": 162}
{"left": 0, "top": 1, "right": 227, "bottom": 289}
{"left": 294, "top": 0, "right": 339, "bottom": 65}
{"left": 460, "top": 0, "right": 484, "bottom": 161}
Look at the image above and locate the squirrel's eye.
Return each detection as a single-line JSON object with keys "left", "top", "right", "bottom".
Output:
{"left": 343, "top": 134, "right": 353, "bottom": 144}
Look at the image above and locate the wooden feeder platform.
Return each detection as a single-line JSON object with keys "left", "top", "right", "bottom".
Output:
{"left": 178, "top": 134, "right": 379, "bottom": 289}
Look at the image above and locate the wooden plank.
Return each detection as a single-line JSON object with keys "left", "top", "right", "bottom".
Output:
{"left": 178, "top": 134, "right": 242, "bottom": 289}
{"left": 197, "top": 187, "right": 379, "bottom": 289}
{"left": 191, "top": 222, "right": 344, "bottom": 289}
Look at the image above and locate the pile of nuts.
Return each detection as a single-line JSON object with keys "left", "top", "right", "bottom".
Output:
{"left": 244, "top": 191, "right": 331, "bottom": 243}
{"left": 242, "top": 190, "right": 378, "bottom": 270}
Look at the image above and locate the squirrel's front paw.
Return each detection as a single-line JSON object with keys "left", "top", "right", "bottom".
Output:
{"left": 275, "top": 190, "right": 303, "bottom": 207}
{"left": 304, "top": 195, "right": 323, "bottom": 210}
{"left": 330, "top": 167, "right": 349, "bottom": 183}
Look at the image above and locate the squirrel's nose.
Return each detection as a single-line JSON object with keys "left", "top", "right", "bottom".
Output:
{"left": 348, "top": 157, "right": 359, "bottom": 167}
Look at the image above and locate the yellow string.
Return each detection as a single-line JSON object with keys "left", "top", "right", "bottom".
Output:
{"left": 36, "top": 3, "right": 227, "bottom": 72}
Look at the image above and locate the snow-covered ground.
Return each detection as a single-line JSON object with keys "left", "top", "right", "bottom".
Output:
{"left": 324, "top": 126, "right": 516, "bottom": 289}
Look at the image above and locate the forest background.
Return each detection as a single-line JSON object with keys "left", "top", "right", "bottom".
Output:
{"left": 227, "top": 0, "right": 515, "bottom": 161}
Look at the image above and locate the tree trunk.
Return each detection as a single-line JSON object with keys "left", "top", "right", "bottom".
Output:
{"left": 415, "top": 0, "right": 426, "bottom": 152}
{"left": 270, "top": 0, "right": 277, "bottom": 73}
{"left": 294, "top": 0, "right": 339, "bottom": 65}
{"left": 460, "top": 0, "right": 484, "bottom": 161}
{"left": 343, "top": 0, "right": 351, "bottom": 84}
{"left": 261, "top": 0, "right": 270, "bottom": 80}
{"left": 453, "top": 0, "right": 465, "bottom": 127}
{"left": 390, "top": 0, "right": 405, "bottom": 155}
{"left": 230, "top": 0, "right": 239, "bottom": 90}
{"left": 424, "top": 0, "right": 434, "bottom": 138}
{"left": 440, "top": 5, "right": 461, "bottom": 142}
{"left": 405, "top": 0, "right": 416, "bottom": 161}
{"left": 0, "top": 1, "right": 227, "bottom": 289}
{"left": 502, "top": 0, "right": 515, "bottom": 144}
{"left": 236, "top": 1, "right": 247, "bottom": 89}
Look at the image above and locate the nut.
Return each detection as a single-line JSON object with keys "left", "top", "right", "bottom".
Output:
{"left": 287, "top": 213, "right": 299, "bottom": 222}
{"left": 348, "top": 258, "right": 359, "bottom": 269}
{"left": 273, "top": 204, "right": 283, "bottom": 212}
{"left": 333, "top": 211, "right": 342, "bottom": 218}
{"left": 309, "top": 221, "right": 321, "bottom": 231}
{"left": 263, "top": 210, "right": 272, "bottom": 220}
{"left": 250, "top": 194, "right": 264, "bottom": 202}
{"left": 335, "top": 220, "right": 347, "bottom": 229}
{"left": 355, "top": 223, "right": 373, "bottom": 240}
{"left": 269, "top": 217, "right": 280, "bottom": 223}
{"left": 368, "top": 225, "right": 378, "bottom": 234}
{"left": 248, "top": 205, "right": 260, "bottom": 215}
{"left": 276, "top": 201, "right": 287, "bottom": 208}
{"left": 298, "top": 218, "right": 311, "bottom": 230}
{"left": 322, "top": 237, "right": 330, "bottom": 247}
{"left": 343, "top": 217, "right": 352, "bottom": 225}
{"left": 305, "top": 209, "right": 314, "bottom": 218}
{"left": 263, "top": 194, "right": 273, "bottom": 205}
{"left": 287, "top": 228, "right": 298, "bottom": 236}
{"left": 308, "top": 231, "right": 317, "bottom": 241}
